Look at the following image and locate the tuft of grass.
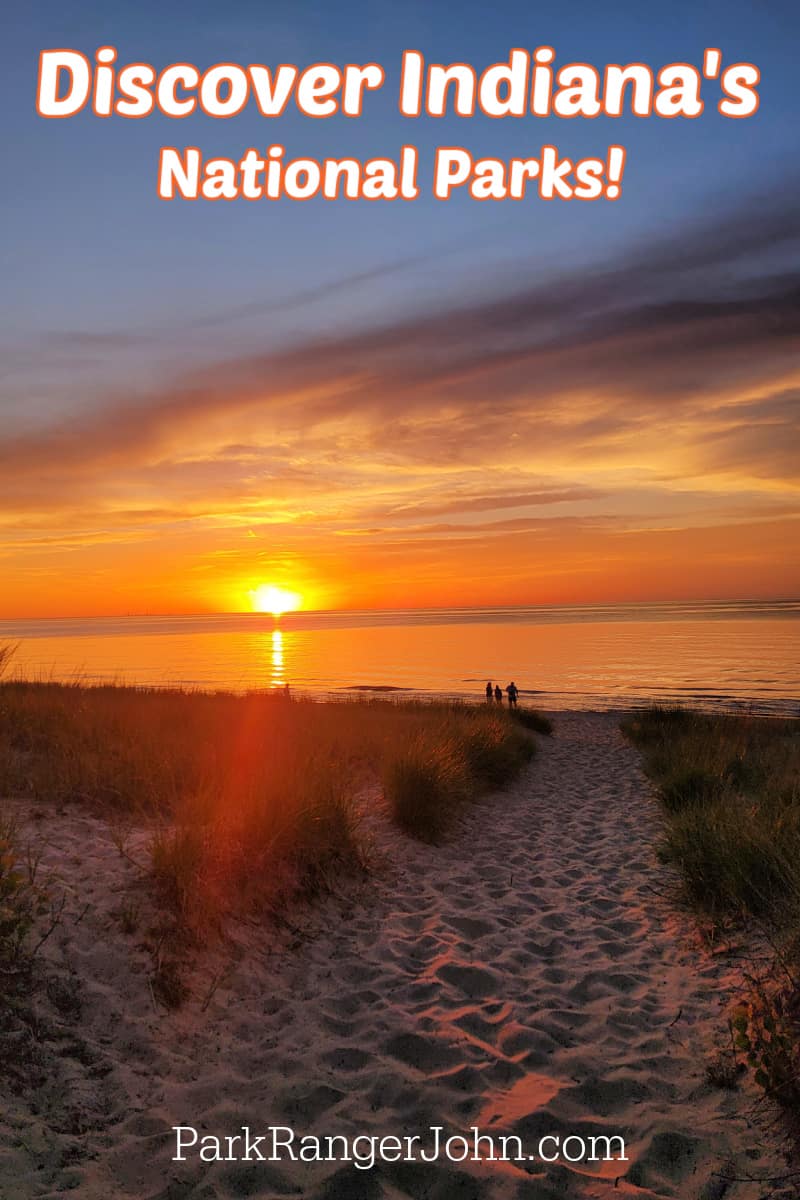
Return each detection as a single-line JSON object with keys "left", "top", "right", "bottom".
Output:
{"left": 622, "top": 706, "right": 800, "bottom": 922}
{"left": 623, "top": 705, "right": 800, "bottom": 1116}
{"left": 385, "top": 735, "right": 472, "bottom": 842}
{"left": 150, "top": 956, "right": 189, "bottom": 1011}
{"left": 511, "top": 709, "right": 554, "bottom": 736}
{"left": 659, "top": 768, "right": 724, "bottom": 813}
{"left": 0, "top": 644, "right": 15, "bottom": 679}
{"left": 385, "top": 706, "right": 536, "bottom": 841}
{"left": 116, "top": 901, "right": 140, "bottom": 936}
{"left": 460, "top": 711, "right": 535, "bottom": 787}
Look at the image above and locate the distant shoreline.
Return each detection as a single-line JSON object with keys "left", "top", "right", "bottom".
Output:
{"left": 1, "top": 674, "right": 797, "bottom": 717}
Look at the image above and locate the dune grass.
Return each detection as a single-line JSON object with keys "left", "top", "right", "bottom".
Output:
{"left": 622, "top": 707, "right": 800, "bottom": 923}
{"left": 0, "top": 680, "right": 544, "bottom": 944}
{"left": 511, "top": 708, "right": 554, "bottom": 737}
{"left": 386, "top": 707, "right": 536, "bottom": 840}
{"left": 623, "top": 705, "right": 800, "bottom": 1110}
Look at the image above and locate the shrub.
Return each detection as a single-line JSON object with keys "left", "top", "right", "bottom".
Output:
{"left": 732, "top": 987, "right": 800, "bottom": 1109}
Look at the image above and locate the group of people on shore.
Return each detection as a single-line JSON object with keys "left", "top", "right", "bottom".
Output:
{"left": 485, "top": 680, "right": 519, "bottom": 708}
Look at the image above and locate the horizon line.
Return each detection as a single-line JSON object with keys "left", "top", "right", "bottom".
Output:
{"left": 1, "top": 595, "right": 798, "bottom": 624}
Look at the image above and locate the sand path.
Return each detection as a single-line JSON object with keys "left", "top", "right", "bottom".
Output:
{"left": 2, "top": 712, "right": 790, "bottom": 1199}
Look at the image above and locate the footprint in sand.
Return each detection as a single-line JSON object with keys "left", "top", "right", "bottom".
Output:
{"left": 4, "top": 712, "right": 787, "bottom": 1200}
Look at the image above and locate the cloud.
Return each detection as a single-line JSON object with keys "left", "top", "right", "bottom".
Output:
{"left": 693, "top": 387, "right": 800, "bottom": 480}
{"left": 386, "top": 486, "right": 605, "bottom": 518}
{"left": 0, "top": 177, "right": 798, "bottom": 540}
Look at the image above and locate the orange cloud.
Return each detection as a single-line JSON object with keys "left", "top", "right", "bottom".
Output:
{"left": 1, "top": 184, "right": 798, "bottom": 616}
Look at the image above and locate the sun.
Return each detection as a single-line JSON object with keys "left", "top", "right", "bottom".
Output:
{"left": 249, "top": 584, "right": 302, "bottom": 617}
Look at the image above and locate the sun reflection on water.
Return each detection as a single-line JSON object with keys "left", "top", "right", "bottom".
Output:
{"left": 270, "top": 629, "right": 285, "bottom": 688}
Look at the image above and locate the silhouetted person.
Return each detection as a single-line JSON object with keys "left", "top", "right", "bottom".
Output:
{"left": 507, "top": 681, "right": 519, "bottom": 709}
{"left": 494, "top": 684, "right": 503, "bottom": 705}
{"left": 485, "top": 681, "right": 493, "bottom": 702}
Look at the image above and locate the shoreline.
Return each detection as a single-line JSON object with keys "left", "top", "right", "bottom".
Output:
{"left": 4, "top": 673, "right": 798, "bottom": 717}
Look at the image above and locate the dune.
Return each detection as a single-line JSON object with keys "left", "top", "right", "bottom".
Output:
{"left": 1, "top": 712, "right": 791, "bottom": 1199}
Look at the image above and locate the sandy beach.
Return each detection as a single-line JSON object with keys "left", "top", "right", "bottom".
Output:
{"left": 1, "top": 711, "right": 791, "bottom": 1199}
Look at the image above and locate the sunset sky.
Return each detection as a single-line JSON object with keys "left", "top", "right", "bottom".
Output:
{"left": 2, "top": 0, "right": 798, "bottom": 617}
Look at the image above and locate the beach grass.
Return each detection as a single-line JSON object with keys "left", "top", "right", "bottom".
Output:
{"left": 623, "top": 706, "right": 800, "bottom": 1110}
{"left": 386, "top": 707, "right": 535, "bottom": 840}
{"left": 622, "top": 707, "right": 800, "bottom": 922}
{"left": 511, "top": 708, "right": 554, "bottom": 736}
{"left": 0, "top": 680, "right": 544, "bottom": 943}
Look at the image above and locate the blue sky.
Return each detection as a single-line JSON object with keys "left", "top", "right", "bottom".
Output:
{"left": 3, "top": 1, "right": 796, "bottom": 411}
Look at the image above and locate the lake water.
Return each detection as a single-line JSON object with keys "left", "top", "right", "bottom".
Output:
{"left": 1, "top": 601, "right": 798, "bottom": 714}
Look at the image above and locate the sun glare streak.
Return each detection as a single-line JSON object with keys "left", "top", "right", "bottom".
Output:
{"left": 249, "top": 584, "right": 302, "bottom": 617}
